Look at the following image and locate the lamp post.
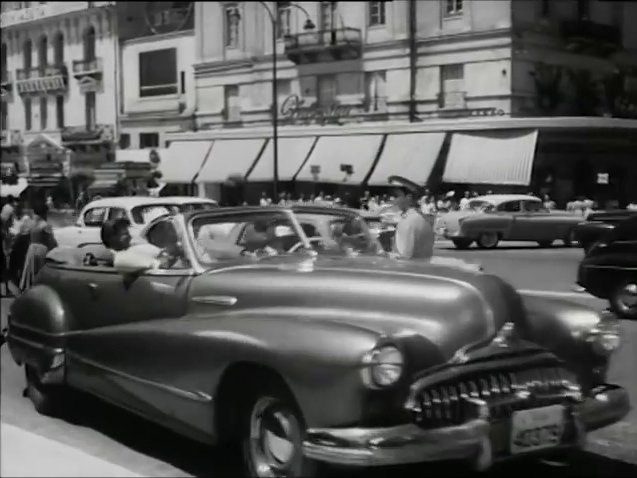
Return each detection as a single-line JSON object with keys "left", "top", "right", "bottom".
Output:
{"left": 232, "top": 3, "right": 314, "bottom": 201}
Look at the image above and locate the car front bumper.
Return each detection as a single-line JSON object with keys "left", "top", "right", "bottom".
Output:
{"left": 302, "top": 384, "right": 629, "bottom": 469}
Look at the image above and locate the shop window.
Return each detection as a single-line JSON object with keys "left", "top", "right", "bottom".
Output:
{"left": 364, "top": 71, "right": 387, "bottom": 112}
{"left": 369, "top": 1, "right": 386, "bottom": 26}
{"left": 444, "top": 0, "right": 463, "bottom": 17}
{"left": 276, "top": 2, "right": 291, "bottom": 38}
{"left": 83, "top": 207, "right": 107, "bottom": 227}
{"left": 119, "top": 133, "right": 131, "bottom": 149}
{"left": 53, "top": 32, "right": 64, "bottom": 65}
{"left": 85, "top": 91, "right": 96, "bottom": 129}
{"left": 140, "top": 132, "right": 159, "bottom": 148}
{"left": 40, "top": 96, "right": 47, "bottom": 130}
{"left": 24, "top": 97, "right": 32, "bottom": 131}
{"left": 317, "top": 74, "right": 337, "bottom": 107}
{"left": 139, "top": 48, "right": 178, "bottom": 97}
{"left": 224, "top": 4, "right": 240, "bottom": 48}
{"left": 224, "top": 85, "right": 240, "bottom": 121}
{"left": 56, "top": 95, "right": 64, "bottom": 128}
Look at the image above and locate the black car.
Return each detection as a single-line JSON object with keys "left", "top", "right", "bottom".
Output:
{"left": 574, "top": 209, "right": 637, "bottom": 253}
{"left": 577, "top": 216, "right": 637, "bottom": 319}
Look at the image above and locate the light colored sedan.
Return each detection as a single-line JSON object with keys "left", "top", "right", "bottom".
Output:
{"left": 55, "top": 196, "right": 218, "bottom": 248}
{"left": 438, "top": 194, "right": 583, "bottom": 249}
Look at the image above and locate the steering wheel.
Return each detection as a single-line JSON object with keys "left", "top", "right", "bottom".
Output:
{"left": 288, "top": 237, "right": 325, "bottom": 253}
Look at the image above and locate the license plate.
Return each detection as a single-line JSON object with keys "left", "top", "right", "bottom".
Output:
{"left": 510, "top": 405, "right": 565, "bottom": 455}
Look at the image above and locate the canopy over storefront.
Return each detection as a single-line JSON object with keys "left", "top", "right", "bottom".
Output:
{"left": 247, "top": 137, "right": 317, "bottom": 182}
{"left": 295, "top": 134, "right": 384, "bottom": 184}
{"left": 442, "top": 130, "right": 539, "bottom": 185}
{"left": 367, "top": 132, "right": 446, "bottom": 187}
{"left": 197, "top": 139, "right": 265, "bottom": 183}
{"left": 161, "top": 141, "right": 213, "bottom": 183}
{"left": 0, "top": 178, "right": 29, "bottom": 198}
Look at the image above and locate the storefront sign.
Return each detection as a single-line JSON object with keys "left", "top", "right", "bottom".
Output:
{"left": 280, "top": 95, "right": 352, "bottom": 125}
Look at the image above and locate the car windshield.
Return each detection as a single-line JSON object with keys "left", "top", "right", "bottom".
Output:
{"left": 131, "top": 203, "right": 216, "bottom": 224}
{"left": 188, "top": 209, "right": 382, "bottom": 265}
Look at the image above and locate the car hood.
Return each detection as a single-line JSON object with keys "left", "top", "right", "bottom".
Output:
{"left": 190, "top": 255, "right": 525, "bottom": 364}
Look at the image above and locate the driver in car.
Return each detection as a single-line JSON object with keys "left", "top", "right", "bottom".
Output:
{"left": 101, "top": 218, "right": 174, "bottom": 273}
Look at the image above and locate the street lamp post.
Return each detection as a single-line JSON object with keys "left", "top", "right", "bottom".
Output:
{"left": 234, "top": 2, "right": 314, "bottom": 201}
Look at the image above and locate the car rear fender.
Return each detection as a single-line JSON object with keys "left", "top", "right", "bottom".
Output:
{"left": 7, "top": 284, "right": 72, "bottom": 384}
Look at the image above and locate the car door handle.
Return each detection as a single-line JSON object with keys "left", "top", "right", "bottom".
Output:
{"left": 87, "top": 283, "right": 99, "bottom": 298}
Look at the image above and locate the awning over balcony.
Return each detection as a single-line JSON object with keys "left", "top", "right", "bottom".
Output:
{"left": 0, "top": 178, "right": 29, "bottom": 198}
{"left": 247, "top": 137, "right": 317, "bottom": 182}
{"left": 442, "top": 130, "right": 539, "bottom": 185}
{"left": 161, "top": 141, "right": 213, "bottom": 184}
{"left": 295, "top": 135, "right": 384, "bottom": 184}
{"left": 367, "top": 133, "right": 446, "bottom": 186}
{"left": 197, "top": 139, "right": 265, "bottom": 183}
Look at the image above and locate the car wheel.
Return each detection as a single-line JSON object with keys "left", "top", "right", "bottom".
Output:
{"left": 452, "top": 239, "right": 473, "bottom": 250}
{"left": 477, "top": 232, "right": 499, "bottom": 249}
{"left": 610, "top": 281, "right": 637, "bottom": 320}
{"left": 24, "top": 365, "right": 67, "bottom": 417}
{"left": 563, "top": 229, "right": 579, "bottom": 247}
{"left": 242, "top": 385, "right": 319, "bottom": 478}
{"left": 537, "top": 240, "right": 553, "bottom": 248}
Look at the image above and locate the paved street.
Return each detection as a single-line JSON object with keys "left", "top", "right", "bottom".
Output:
{"left": 2, "top": 243, "right": 636, "bottom": 476}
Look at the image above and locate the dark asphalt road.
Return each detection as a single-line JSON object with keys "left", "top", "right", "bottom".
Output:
{"left": 1, "top": 244, "right": 636, "bottom": 476}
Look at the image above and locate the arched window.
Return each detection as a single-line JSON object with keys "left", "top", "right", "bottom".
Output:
{"left": 83, "top": 25, "right": 96, "bottom": 61}
{"left": 38, "top": 34, "right": 48, "bottom": 69}
{"left": 23, "top": 39, "right": 32, "bottom": 69}
{"left": 53, "top": 31, "right": 64, "bottom": 66}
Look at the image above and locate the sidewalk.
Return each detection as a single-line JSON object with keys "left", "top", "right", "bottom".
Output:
{"left": 1, "top": 422, "right": 143, "bottom": 477}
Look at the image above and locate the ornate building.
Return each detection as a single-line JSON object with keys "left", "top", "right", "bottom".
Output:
{"left": 1, "top": 1, "right": 117, "bottom": 201}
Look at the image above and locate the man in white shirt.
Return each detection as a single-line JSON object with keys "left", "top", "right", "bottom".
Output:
{"left": 459, "top": 191, "right": 471, "bottom": 210}
{"left": 101, "top": 219, "right": 169, "bottom": 273}
{"left": 391, "top": 186, "right": 434, "bottom": 260}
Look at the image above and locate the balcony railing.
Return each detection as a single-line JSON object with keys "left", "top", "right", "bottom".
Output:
{"left": 561, "top": 20, "right": 621, "bottom": 52}
{"left": 284, "top": 28, "right": 363, "bottom": 64}
{"left": 72, "top": 58, "right": 103, "bottom": 77}
{"left": 16, "top": 65, "right": 68, "bottom": 95}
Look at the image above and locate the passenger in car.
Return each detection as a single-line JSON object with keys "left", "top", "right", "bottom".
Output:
{"left": 101, "top": 219, "right": 168, "bottom": 273}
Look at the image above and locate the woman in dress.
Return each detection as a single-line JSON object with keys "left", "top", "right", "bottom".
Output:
{"left": 19, "top": 202, "right": 57, "bottom": 291}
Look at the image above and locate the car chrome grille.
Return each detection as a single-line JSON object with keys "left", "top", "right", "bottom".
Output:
{"left": 412, "top": 366, "right": 578, "bottom": 428}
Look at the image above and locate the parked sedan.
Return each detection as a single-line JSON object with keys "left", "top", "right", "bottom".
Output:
{"left": 573, "top": 209, "right": 637, "bottom": 254}
{"left": 438, "top": 195, "right": 583, "bottom": 249}
{"left": 577, "top": 215, "right": 637, "bottom": 320}
{"left": 54, "top": 196, "right": 218, "bottom": 248}
{"left": 5, "top": 205, "right": 629, "bottom": 477}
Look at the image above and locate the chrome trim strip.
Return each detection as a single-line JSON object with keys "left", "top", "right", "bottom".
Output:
{"left": 584, "top": 265, "right": 637, "bottom": 271}
{"left": 9, "top": 322, "right": 75, "bottom": 338}
{"left": 9, "top": 335, "right": 64, "bottom": 354}
{"left": 192, "top": 295, "right": 238, "bottom": 306}
{"left": 67, "top": 351, "right": 213, "bottom": 403}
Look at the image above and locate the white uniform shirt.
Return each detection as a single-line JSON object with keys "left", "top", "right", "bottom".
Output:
{"left": 112, "top": 243, "right": 163, "bottom": 273}
{"left": 393, "top": 208, "right": 434, "bottom": 260}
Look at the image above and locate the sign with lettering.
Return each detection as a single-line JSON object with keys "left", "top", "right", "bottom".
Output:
{"left": 280, "top": 95, "right": 353, "bottom": 125}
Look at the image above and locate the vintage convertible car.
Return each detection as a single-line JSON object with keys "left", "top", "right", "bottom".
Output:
{"left": 577, "top": 216, "right": 637, "bottom": 320}
{"left": 573, "top": 209, "right": 637, "bottom": 254}
{"left": 438, "top": 195, "right": 583, "bottom": 249}
{"left": 4, "top": 205, "right": 629, "bottom": 477}
{"left": 54, "top": 196, "right": 218, "bottom": 248}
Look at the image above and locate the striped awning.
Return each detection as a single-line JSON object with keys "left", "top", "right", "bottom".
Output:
{"left": 295, "top": 135, "right": 384, "bottom": 184}
{"left": 161, "top": 141, "right": 213, "bottom": 183}
{"left": 442, "top": 130, "right": 539, "bottom": 185}
{"left": 0, "top": 178, "right": 29, "bottom": 197}
{"left": 247, "top": 137, "right": 317, "bottom": 182}
{"left": 27, "top": 174, "right": 65, "bottom": 188}
{"left": 367, "top": 133, "right": 446, "bottom": 186}
{"left": 197, "top": 139, "right": 265, "bottom": 183}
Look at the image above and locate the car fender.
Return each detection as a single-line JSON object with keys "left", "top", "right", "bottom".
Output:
{"left": 460, "top": 214, "right": 512, "bottom": 238}
{"left": 8, "top": 284, "right": 73, "bottom": 382}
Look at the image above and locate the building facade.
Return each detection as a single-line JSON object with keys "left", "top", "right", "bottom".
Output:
{"left": 116, "top": 2, "right": 196, "bottom": 151}
{"left": 1, "top": 1, "right": 118, "bottom": 201}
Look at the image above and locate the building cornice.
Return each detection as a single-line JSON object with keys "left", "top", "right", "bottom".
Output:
{"left": 416, "top": 27, "right": 513, "bottom": 47}
{"left": 194, "top": 58, "right": 256, "bottom": 78}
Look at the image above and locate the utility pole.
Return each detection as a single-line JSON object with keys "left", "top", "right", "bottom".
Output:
{"left": 408, "top": 0, "right": 418, "bottom": 122}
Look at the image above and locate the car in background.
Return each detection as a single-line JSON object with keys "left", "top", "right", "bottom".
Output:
{"left": 574, "top": 209, "right": 637, "bottom": 254}
{"left": 577, "top": 215, "right": 637, "bottom": 320}
{"left": 437, "top": 195, "right": 583, "bottom": 249}
{"left": 54, "top": 196, "right": 218, "bottom": 248}
{"left": 5, "top": 205, "right": 629, "bottom": 476}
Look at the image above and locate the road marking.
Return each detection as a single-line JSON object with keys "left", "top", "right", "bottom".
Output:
{"left": 518, "top": 289, "right": 599, "bottom": 300}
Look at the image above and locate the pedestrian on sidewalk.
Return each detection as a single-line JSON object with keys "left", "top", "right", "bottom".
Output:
{"left": 389, "top": 183, "right": 434, "bottom": 260}
{"left": 19, "top": 202, "right": 58, "bottom": 291}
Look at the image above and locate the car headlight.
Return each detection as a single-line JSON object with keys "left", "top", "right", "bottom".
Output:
{"left": 360, "top": 345, "right": 404, "bottom": 389}
{"left": 586, "top": 311, "right": 622, "bottom": 356}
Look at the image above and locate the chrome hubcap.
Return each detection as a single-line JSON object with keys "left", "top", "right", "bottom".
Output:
{"left": 617, "top": 283, "right": 637, "bottom": 313}
{"left": 249, "top": 397, "right": 301, "bottom": 478}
